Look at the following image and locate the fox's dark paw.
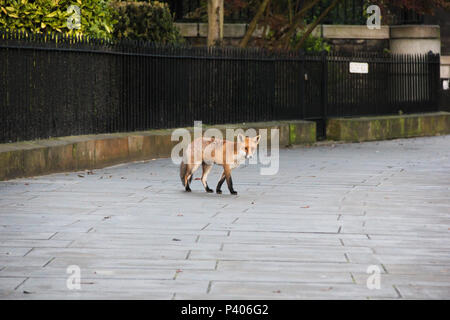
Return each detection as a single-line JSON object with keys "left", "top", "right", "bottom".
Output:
{"left": 206, "top": 187, "right": 214, "bottom": 193}
{"left": 216, "top": 190, "right": 222, "bottom": 194}
{"left": 185, "top": 187, "right": 192, "bottom": 192}
{"left": 230, "top": 190, "right": 238, "bottom": 195}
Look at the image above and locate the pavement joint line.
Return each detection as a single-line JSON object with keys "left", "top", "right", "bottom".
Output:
{"left": 381, "top": 264, "right": 388, "bottom": 274}
{"left": 42, "top": 257, "right": 55, "bottom": 268}
{"left": 23, "top": 248, "right": 34, "bottom": 257}
{"left": 339, "top": 239, "right": 345, "bottom": 246}
{"left": 220, "top": 244, "right": 224, "bottom": 251}
{"left": 14, "top": 277, "right": 29, "bottom": 291}
{"left": 205, "top": 279, "right": 357, "bottom": 285}
{"left": 66, "top": 240, "right": 76, "bottom": 248}
{"left": 344, "top": 253, "right": 350, "bottom": 263}
{"left": 185, "top": 250, "right": 191, "bottom": 260}
{"left": 214, "top": 261, "right": 219, "bottom": 270}
{"left": 393, "top": 285, "right": 402, "bottom": 299}
{"left": 47, "top": 232, "right": 58, "bottom": 240}
{"left": 200, "top": 259, "right": 351, "bottom": 264}
{"left": 227, "top": 231, "right": 231, "bottom": 237}
{"left": 232, "top": 218, "right": 239, "bottom": 224}
{"left": 337, "top": 214, "right": 342, "bottom": 221}
{"left": 64, "top": 220, "right": 81, "bottom": 227}
{"left": 171, "top": 293, "right": 176, "bottom": 300}
{"left": 209, "top": 230, "right": 345, "bottom": 235}
{"left": 201, "top": 223, "right": 210, "bottom": 231}
{"left": 337, "top": 226, "right": 342, "bottom": 234}
{"left": 8, "top": 275, "right": 176, "bottom": 281}
{"left": 207, "top": 281, "right": 212, "bottom": 294}
{"left": 195, "top": 235, "right": 200, "bottom": 243}
{"left": 350, "top": 273, "right": 356, "bottom": 284}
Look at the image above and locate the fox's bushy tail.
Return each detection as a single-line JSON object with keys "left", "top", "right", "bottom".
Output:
{"left": 180, "top": 161, "right": 187, "bottom": 186}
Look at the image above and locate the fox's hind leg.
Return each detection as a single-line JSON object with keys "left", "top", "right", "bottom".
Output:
{"left": 216, "top": 166, "right": 237, "bottom": 195}
{"left": 184, "top": 163, "right": 200, "bottom": 192}
{"left": 224, "top": 165, "right": 237, "bottom": 195}
{"left": 201, "top": 162, "right": 214, "bottom": 193}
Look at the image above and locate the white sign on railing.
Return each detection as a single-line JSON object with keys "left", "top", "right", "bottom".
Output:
{"left": 349, "top": 62, "right": 369, "bottom": 74}
{"left": 443, "top": 80, "right": 449, "bottom": 90}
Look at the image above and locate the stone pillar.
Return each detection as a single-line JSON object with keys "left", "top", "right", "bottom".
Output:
{"left": 390, "top": 25, "right": 441, "bottom": 55}
{"left": 441, "top": 56, "right": 450, "bottom": 79}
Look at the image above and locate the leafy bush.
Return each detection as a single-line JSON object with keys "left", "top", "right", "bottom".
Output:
{"left": 292, "top": 32, "right": 331, "bottom": 53}
{"left": 111, "top": 1, "right": 183, "bottom": 44}
{"left": 0, "top": 0, "right": 116, "bottom": 38}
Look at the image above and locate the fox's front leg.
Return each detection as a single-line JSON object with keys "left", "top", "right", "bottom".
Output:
{"left": 219, "top": 165, "right": 237, "bottom": 195}
{"left": 201, "top": 162, "right": 214, "bottom": 193}
{"left": 216, "top": 172, "right": 226, "bottom": 194}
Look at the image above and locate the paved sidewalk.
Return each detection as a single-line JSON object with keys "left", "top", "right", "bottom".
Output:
{"left": 0, "top": 136, "right": 449, "bottom": 299}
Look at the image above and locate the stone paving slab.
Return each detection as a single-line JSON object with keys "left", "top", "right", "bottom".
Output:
{"left": 0, "top": 135, "right": 449, "bottom": 299}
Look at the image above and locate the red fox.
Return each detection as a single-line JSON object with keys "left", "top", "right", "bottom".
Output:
{"left": 180, "top": 133, "right": 261, "bottom": 194}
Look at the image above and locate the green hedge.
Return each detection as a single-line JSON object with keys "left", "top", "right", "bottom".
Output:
{"left": 0, "top": 0, "right": 116, "bottom": 38}
{"left": 111, "top": 1, "right": 183, "bottom": 44}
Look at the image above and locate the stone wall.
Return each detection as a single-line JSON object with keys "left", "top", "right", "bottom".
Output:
{"left": 326, "top": 112, "right": 450, "bottom": 142}
{"left": 390, "top": 25, "right": 441, "bottom": 55}
{"left": 176, "top": 23, "right": 445, "bottom": 55}
{"left": 319, "top": 25, "right": 389, "bottom": 53}
{"left": 0, "top": 120, "right": 316, "bottom": 181}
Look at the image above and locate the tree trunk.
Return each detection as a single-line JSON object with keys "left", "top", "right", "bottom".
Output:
{"left": 239, "top": 0, "right": 271, "bottom": 48}
{"left": 294, "top": 0, "right": 341, "bottom": 51}
{"left": 207, "top": 0, "right": 224, "bottom": 47}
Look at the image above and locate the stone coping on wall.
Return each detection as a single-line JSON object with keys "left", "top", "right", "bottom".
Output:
{"left": 175, "top": 23, "right": 396, "bottom": 40}
{"left": 390, "top": 25, "right": 440, "bottom": 39}
{"left": 326, "top": 112, "right": 450, "bottom": 142}
{"left": 0, "top": 120, "right": 315, "bottom": 181}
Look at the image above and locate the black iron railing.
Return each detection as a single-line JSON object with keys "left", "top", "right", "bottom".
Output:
{"left": 0, "top": 31, "right": 441, "bottom": 143}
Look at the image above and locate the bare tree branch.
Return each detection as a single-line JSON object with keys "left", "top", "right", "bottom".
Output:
{"left": 239, "top": 0, "right": 271, "bottom": 48}
{"left": 274, "top": 0, "right": 321, "bottom": 49}
{"left": 294, "top": 0, "right": 342, "bottom": 51}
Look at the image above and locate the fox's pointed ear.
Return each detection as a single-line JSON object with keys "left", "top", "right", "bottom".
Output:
{"left": 237, "top": 133, "right": 245, "bottom": 144}
{"left": 254, "top": 135, "right": 261, "bottom": 144}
